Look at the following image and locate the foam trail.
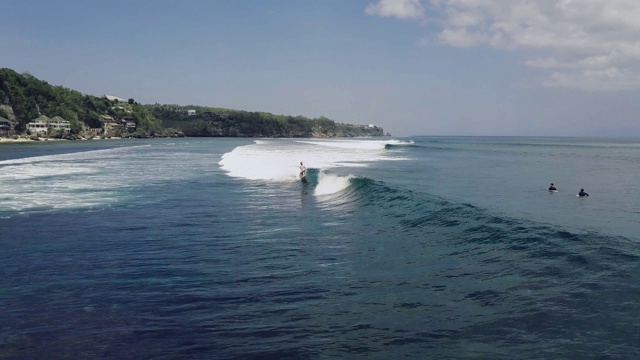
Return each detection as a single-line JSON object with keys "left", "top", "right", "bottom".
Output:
{"left": 0, "top": 143, "right": 214, "bottom": 214}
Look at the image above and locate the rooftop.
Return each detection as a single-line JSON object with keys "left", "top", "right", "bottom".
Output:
{"left": 104, "top": 95, "right": 127, "bottom": 103}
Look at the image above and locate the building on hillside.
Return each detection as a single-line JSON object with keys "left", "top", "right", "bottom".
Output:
{"left": 99, "top": 114, "right": 115, "bottom": 124}
{"left": 187, "top": 109, "right": 196, "bottom": 116}
{"left": 100, "top": 114, "right": 119, "bottom": 136}
{"left": 26, "top": 115, "right": 71, "bottom": 134}
{"left": 104, "top": 95, "right": 127, "bottom": 103}
{"left": 122, "top": 117, "right": 136, "bottom": 130}
{"left": 86, "top": 127, "right": 103, "bottom": 135}
{"left": 0, "top": 116, "right": 11, "bottom": 135}
{"left": 26, "top": 115, "right": 51, "bottom": 134}
{"left": 49, "top": 116, "right": 71, "bottom": 133}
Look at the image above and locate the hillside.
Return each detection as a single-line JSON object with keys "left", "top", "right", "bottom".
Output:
{"left": 0, "top": 68, "right": 386, "bottom": 138}
{"left": 146, "top": 104, "right": 385, "bottom": 138}
{"left": 0, "top": 68, "right": 163, "bottom": 138}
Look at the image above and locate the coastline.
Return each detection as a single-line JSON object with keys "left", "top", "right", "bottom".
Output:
{"left": 0, "top": 133, "right": 385, "bottom": 144}
{"left": 0, "top": 136, "right": 123, "bottom": 144}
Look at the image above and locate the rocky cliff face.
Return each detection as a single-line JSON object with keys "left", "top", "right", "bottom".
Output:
{"left": 0, "top": 104, "right": 16, "bottom": 121}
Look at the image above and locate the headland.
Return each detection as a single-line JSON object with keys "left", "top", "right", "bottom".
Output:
{"left": 0, "top": 68, "right": 388, "bottom": 142}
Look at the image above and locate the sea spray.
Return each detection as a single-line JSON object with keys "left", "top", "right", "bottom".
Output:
{"left": 219, "top": 138, "right": 409, "bottom": 182}
{"left": 218, "top": 140, "right": 302, "bottom": 181}
{"left": 314, "top": 172, "right": 354, "bottom": 196}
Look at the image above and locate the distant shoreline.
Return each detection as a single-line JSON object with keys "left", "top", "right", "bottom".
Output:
{"left": 0, "top": 134, "right": 388, "bottom": 144}
{"left": 0, "top": 136, "right": 123, "bottom": 144}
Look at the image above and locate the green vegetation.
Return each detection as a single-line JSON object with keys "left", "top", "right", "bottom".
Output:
{"left": 0, "top": 68, "right": 164, "bottom": 137}
{"left": 146, "top": 104, "right": 384, "bottom": 137}
{"left": 0, "top": 68, "right": 386, "bottom": 138}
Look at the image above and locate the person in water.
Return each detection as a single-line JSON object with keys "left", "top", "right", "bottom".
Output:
{"left": 578, "top": 188, "right": 589, "bottom": 197}
{"left": 548, "top": 183, "right": 557, "bottom": 191}
{"left": 299, "top": 161, "right": 306, "bottom": 178}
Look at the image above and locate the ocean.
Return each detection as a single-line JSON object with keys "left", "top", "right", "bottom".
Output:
{"left": 1, "top": 136, "right": 639, "bottom": 359}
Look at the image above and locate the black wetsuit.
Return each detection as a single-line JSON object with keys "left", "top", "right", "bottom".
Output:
{"left": 578, "top": 191, "right": 589, "bottom": 197}
{"left": 548, "top": 186, "right": 557, "bottom": 191}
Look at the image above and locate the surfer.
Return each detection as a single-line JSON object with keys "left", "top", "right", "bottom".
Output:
{"left": 548, "top": 183, "right": 557, "bottom": 191}
{"left": 299, "top": 161, "right": 306, "bottom": 178}
{"left": 578, "top": 188, "right": 589, "bottom": 197}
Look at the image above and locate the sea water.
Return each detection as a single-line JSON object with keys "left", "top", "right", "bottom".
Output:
{"left": 1, "top": 137, "right": 639, "bottom": 359}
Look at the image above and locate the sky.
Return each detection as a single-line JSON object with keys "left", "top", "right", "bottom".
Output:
{"left": 2, "top": 0, "right": 640, "bottom": 137}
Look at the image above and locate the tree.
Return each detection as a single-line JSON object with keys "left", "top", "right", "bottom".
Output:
{"left": 128, "top": 98, "right": 135, "bottom": 104}
{"left": 69, "top": 117, "right": 83, "bottom": 135}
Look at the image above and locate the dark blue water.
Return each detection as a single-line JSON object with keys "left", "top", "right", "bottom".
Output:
{"left": 1, "top": 137, "right": 639, "bottom": 359}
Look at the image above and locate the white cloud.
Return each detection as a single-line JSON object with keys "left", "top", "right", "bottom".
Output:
{"left": 366, "top": 0, "right": 640, "bottom": 90}
{"left": 438, "top": 27, "right": 486, "bottom": 47}
{"left": 365, "top": 0, "right": 424, "bottom": 19}
{"left": 526, "top": 52, "right": 623, "bottom": 70}
{"left": 543, "top": 67, "right": 640, "bottom": 91}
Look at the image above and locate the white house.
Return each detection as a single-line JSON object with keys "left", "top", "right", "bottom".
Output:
{"left": 187, "top": 109, "right": 196, "bottom": 116}
{"left": 104, "top": 95, "right": 128, "bottom": 103}
{"left": 26, "top": 115, "right": 71, "bottom": 134}
{"left": 26, "top": 115, "right": 50, "bottom": 134}
{"left": 49, "top": 116, "right": 71, "bottom": 132}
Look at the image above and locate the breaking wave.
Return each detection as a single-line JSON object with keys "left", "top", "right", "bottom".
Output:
{"left": 218, "top": 138, "right": 411, "bottom": 195}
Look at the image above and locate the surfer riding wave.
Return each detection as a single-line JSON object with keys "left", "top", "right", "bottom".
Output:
{"left": 299, "top": 161, "right": 307, "bottom": 179}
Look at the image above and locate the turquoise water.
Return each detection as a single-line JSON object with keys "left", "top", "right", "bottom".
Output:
{"left": 1, "top": 137, "right": 639, "bottom": 359}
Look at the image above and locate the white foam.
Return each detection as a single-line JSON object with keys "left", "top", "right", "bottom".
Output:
{"left": 314, "top": 172, "right": 354, "bottom": 196}
{"left": 296, "top": 139, "right": 414, "bottom": 150}
{"left": 0, "top": 143, "right": 212, "bottom": 214}
{"left": 0, "top": 144, "right": 150, "bottom": 166}
{"left": 219, "top": 142, "right": 302, "bottom": 181}
{"left": 219, "top": 138, "right": 410, "bottom": 197}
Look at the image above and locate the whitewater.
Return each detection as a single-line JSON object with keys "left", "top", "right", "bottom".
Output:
{"left": 218, "top": 138, "right": 413, "bottom": 195}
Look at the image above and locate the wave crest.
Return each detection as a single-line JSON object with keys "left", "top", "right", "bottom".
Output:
{"left": 314, "top": 172, "right": 355, "bottom": 196}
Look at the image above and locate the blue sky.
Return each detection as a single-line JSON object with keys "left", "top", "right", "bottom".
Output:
{"left": 2, "top": 0, "right": 640, "bottom": 136}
